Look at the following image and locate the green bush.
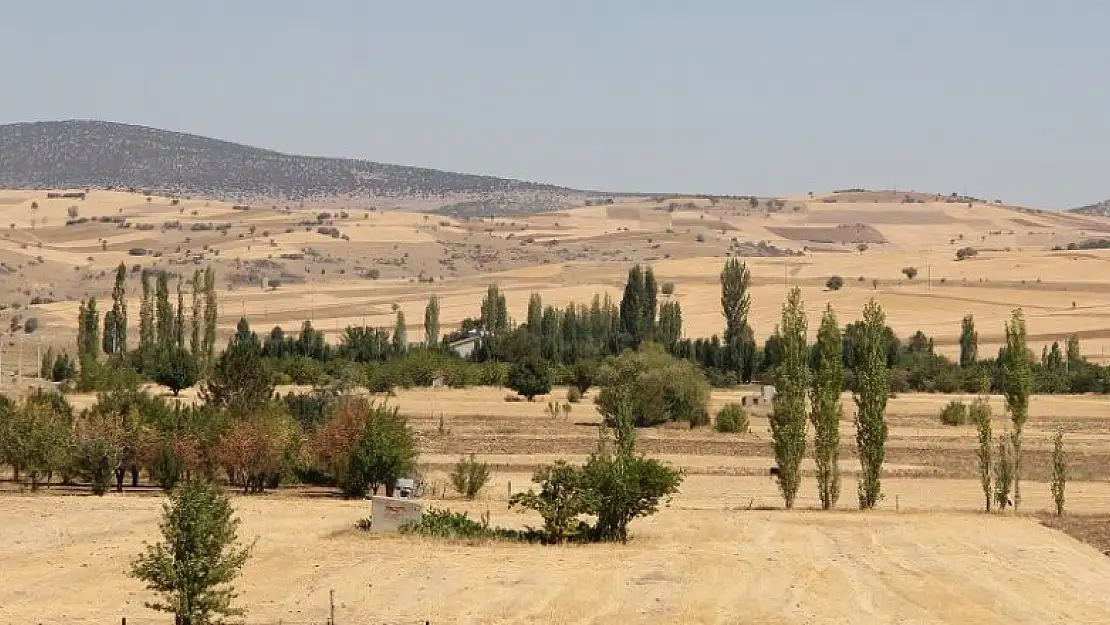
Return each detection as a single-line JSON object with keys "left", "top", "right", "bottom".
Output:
{"left": 394, "top": 507, "right": 531, "bottom": 542}
{"left": 450, "top": 454, "right": 492, "bottom": 500}
{"left": 595, "top": 345, "right": 710, "bottom": 428}
{"left": 566, "top": 386, "right": 582, "bottom": 403}
{"left": 507, "top": 357, "right": 553, "bottom": 401}
{"left": 715, "top": 403, "right": 749, "bottom": 433}
{"left": 826, "top": 275, "right": 844, "bottom": 291}
{"left": 939, "top": 400, "right": 968, "bottom": 426}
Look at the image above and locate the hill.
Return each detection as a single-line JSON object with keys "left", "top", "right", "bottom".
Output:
{"left": 1071, "top": 199, "right": 1110, "bottom": 217}
{"left": 0, "top": 120, "right": 601, "bottom": 214}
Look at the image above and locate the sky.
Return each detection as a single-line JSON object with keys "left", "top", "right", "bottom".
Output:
{"left": 2, "top": 0, "right": 1108, "bottom": 209}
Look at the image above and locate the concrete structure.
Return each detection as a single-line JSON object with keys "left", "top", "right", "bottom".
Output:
{"left": 370, "top": 496, "right": 424, "bottom": 533}
{"left": 447, "top": 329, "right": 488, "bottom": 359}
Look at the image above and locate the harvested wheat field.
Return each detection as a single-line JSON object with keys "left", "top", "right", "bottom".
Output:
{"left": 6, "top": 385, "right": 1110, "bottom": 624}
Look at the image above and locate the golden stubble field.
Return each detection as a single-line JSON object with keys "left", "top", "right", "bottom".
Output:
{"left": 5, "top": 188, "right": 1110, "bottom": 623}
{"left": 5, "top": 386, "right": 1110, "bottom": 625}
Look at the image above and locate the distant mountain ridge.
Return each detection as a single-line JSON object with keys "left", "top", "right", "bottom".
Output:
{"left": 1070, "top": 199, "right": 1110, "bottom": 217}
{"left": 0, "top": 120, "right": 599, "bottom": 214}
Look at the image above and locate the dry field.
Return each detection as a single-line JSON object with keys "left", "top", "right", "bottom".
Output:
{"left": 5, "top": 188, "right": 1110, "bottom": 623}
{"left": 5, "top": 386, "right": 1110, "bottom": 624}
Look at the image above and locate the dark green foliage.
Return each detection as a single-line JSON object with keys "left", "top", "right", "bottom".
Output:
{"left": 901, "top": 266, "right": 918, "bottom": 280}
{"left": 342, "top": 404, "right": 417, "bottom": 499}
{"left": 424, "top": 295, "right": 440, "bottom": 346}
{"left": 595, "top": 345, "right": 710, "bottom": 428}
{"left": 392, "top": 310, "right": 407, "bottom": 354}
{"left": 714, "top": 403, "right": 748, "bottom": 433}
{"left": 770, "top": 287, "right": 807, "bottom": 508}
{"left": 1001, "top": 309, "right": 1032, "bottom": 511}
{"left": 72, "top": 437, "right": 114, "bottom": 495}
{"left": 76, "top": 297, "right": 101, "bottom": 363}
{"left": 826, "top": 275, "right": 844, "bottom": 291}
{"left": 480, "top": 284, "right": 509, "bottom": 335}
{"left": 201, "top": 319, "right": 274, "bottom": 414}
{"left": 154, "top": 347, "right": 200, "bottom": 396}
{"left": 855, "top": 299, "right": 889, "bottom": 509}
{"left": 507, "top": 357, "right": 553, "bottom": 400}
{"left": 959, "top": 314, "right": 978, "bottom": 367}
{"left": 810, "top": 304, "right": 843, "bottom": 510}
{"left": 130, "top": 478, "right": 253, "bottom": 625}
{"left": 619, "top": 264, "right": 658, "bottom": 348}
{"left": 48, "top": 351, "right": 78, "bottom": 382}
{"left": 508, "top": 461, "right": 589, "bottom": 543}
{"left": 396, "top": 507, "right": 533, "bottom": 542}
{"left": 955, "top": 246, "right": 979, "bottom": 261}
{"left": 155, "top": 270, "right": 173, "bottom": 348}
{"left": 939, "top": 400, "right": 968, "bottom": 425}
{"left": 657, "top": 300, "right": 683, "bottom": 352}
{"left": 450, "top": 454, "right": 492, "bottom": 499}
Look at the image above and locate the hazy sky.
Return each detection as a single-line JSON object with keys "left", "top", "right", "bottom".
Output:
{"left": 3, "top": 1, "right": 1108, "bottom": 208}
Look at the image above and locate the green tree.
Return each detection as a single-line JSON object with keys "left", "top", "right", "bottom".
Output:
{"left": 392, "top": 310, "right": 407, "bottom": 354}
{"left": 130, "top": 478, "right": 253, "bottom": 625}
{"left": 810, "top": 304, "right": 843, "bottom": 510}
{"left": 343, "top": 403, "right": 418, "bottom": 499}
{"left": 191, "top": 269, "right": 202, "bottom": 356}
{"left": 657, "top": 300, "right": 683, "bottom": 353}
{"left": 855, "top": 299, "right": 889, "bottom": 509}
{"left": 155, "top": 347, "right": 200, "bottom": 396}
{"left": 1066, "top": 333, "right": 1081, "bottom": 364}
{"left": 201, "top": 319, "right": 273, "bottom": 414}
{"left": 720, "top": 256, "right": 752, "bottom": 345}
{"left": 595, "top": 345, "right": 709, "bottom": 428}
{"left": 526, "top": 292, "right": 543, "bottom": 336}
{"left": 770, "top": 287, "right": 808, "bottom": 509}
{"left": 507, "top": 357, "right": 553, "bottom": 401}
{"left": 509, "top": 461, "right": 588, "bottom": 544}
{"left": 480, "top": 284, "right": 508, "bottom": 335}
{"left": 450, "top": 454, "right": 492, "bottom": 500}
{"left": 175, "top": 278, "right": 186, "bottom": 348}
{"left": 139, "top": 269, "right": 155, "bottom": 352}
{"left": 619, "top": 265, "right": 655, "bottom": 348}
{"left": 424, "top": 295, "right": 440, "bottom": 347}
{"left": 643, "top": 266, "right": 658, "bottom": 340}
{"left": 203, "top": 267, "right": 218, "bottom": 366}
{"left": 959, "top": 314, "right": 978, "bottom": 367}
{"left": 1001, "top": 308, "right": 1032, "bottom": 511}
{"left": 77, "top": 297, "right": 101, "bottom": 364}
{"left": 155, "top": 271, "right": 173, "bottom": 348}
{"left": 1051, "top": 428, "right": 1066, "bottom": 516}
{"left": 106, "top": 262, "right": 128, "bottom": 355}
{"left": 971, "top": 397, "right": 993, "bottom": 512}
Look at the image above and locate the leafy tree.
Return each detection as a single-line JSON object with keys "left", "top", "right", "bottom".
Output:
{"left": 955, "top": 246, "right": 978, "bottom": 261}
{"left": 855, "top": 299, "right": 889, "bottom": 509}
{"left": 216, "top": 406, "right": 299, "bottom": 493}
{"left": 191, "top": 269, "right": 202, "bottom": 356}
{"left": 657, "top": 300, "right": 683, "bottom": 352}
{"left": 76, "top": 297, "right": 101, "bottom": 364}
{"left": 424, "top": 295, "right": 440, "bottom": 346}
{"left": 343, "top": 403, "right": 418, "bottom": 498}
{"left": 201, "top": 319, "right": 274, "bottom": 414}
{"left": 714, "top": 403, "right": 748, "bottom": 433}
{"left": 1001, "top": 308, "right": 1032, "bottom": 511}
{"left": 971, "top": 397, "right": 993, "bottom": 512}
{"left": 507, "top": 357, "right": 553, "bottom": 401}
{"left": 770, "top": 287, "right": 808, "bottom": 509}
{"left": 995, "top": 437, "right": 1014, "bottom": 511}
{"left": 391, "top": 310, "right": 407, "bottom": 354}
{"left": 155, "top": 270, "right": 173, "bottom": 348}
{"left": 1051, "top": 428, "right": 1066, "bottom": 516}
{"left": 509, "top": 461, "right": 588, "bottom": 544}
{"left": 619, "top": 264, "right": 657, "bottom": 348}
{"left": 203, "top": 267, "right": 218, "bottom": 366}
{"left": 1066, "top": 333, "right": 1081, "bottom": 364}
{"left": 450, "top": 454, "right": 492, "bottom": 500}
{"left": 4, "top": 396, "right": 73, "bottom": 490}
{"left": 106, "top": 262, "right": 128, "bottom": 355}
{"left": 939, "top": 400, "right": 968, "bottom": 425}
{"left": 810, "top": 304, "right": 843, "bottom": 510}
{"left": 595, "top": 345, "right": 709, "bottom": 428}
{"left": 175, "top": 278, "right": 186, "bottom": 348}
{"left": 720, "top": 257, "right": 751, "bottom": 345}
{"left": 155, "top": 347, "right": 200, "bottom": 396}
{"left": 480, "top": 284, "right": 509, "bottom": 335}
{"left": 959, "top": 314, "right": 978, "bottom": 367}
{"left": 130, "top": 478, "right": 253, "bottom": 625}
{"left": 139, "top": 269, "right": 155, "bottom": 353}
{"left": 526, "top": 292, "right": 543, "bottom": 336}
{"left": 826, "top": 276, "right": 844, "bottom": 291}
{"left": 901, "top": 266, "right": 918, "bottom": 280}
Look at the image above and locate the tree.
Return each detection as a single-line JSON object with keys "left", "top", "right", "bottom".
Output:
{"left": 1051, "top": 428, "right": 1066, "bottom": 516}
{"left": 76, "top": 297, "right": 101, "bottom": 364}
{"left": 480, "top": 284, "right": 508, "bottom": 335}
{"left": 955, "top": 246, "right": 978, "bottom": 261}
{"left": 216, "top": 406, "right": 298, "bottom": 493}
{"left": 995, "top": 437, "right": 1014, "bottom": 511}
{"left": 720, "top": 257, "right": 751, "bottom": 345}
{"left": 190, "top": 269, "right": 202, "bottom": 356}
{"left": 901, "top": 267, "right": 918, "bottom": 280}
{"left": 5, "top": 396, "right": 73, "bottom": 490}
{"left": 424, "top": 295, "right": 440, "bottom": 347}
{"left": 810, "top": 304, "right": 843, "bottom": 510}
{"left": 855, "top": 299, "right": 889, "bottom": 509}
{"left": 959, "top": 314, "right": 978, "bottom": 367}
{"left": 826, "top": 276, "right": 844, "bottom": 291}
{"left": 971, "top": 397, "right": 993, "bottom": 512}
{"left": 106, "top": 262, "right": 127, "bottom": 355}
{"left": 509, "top": 461, "right": 588, "bottom": 544}
{"left": 155, "top": 271, "right": 173, "bottom": 348}
{"left": 507, "top": 357, "right": 553, "bottom": 401}
{"left": 595, "top": 345, "right": 709, "bottom": 428}
{"left": 201, "top": 320, "right": 273, "bottom": 414}
{"left": 770, "top": 287, "right": 807, "bottom": 509}
{"left": 342, "top": 402, "right": 418, "bottom": 498}
{"left": 155, "top": 347, "right": 200, "bottom": 396}
{"left": 526, "top": 292, "right": 543, "bottom": 335}
{"left": 450, "top": 454, "right": 492, "bottom": 500}
{"left": 203, "top": 267, "right": 218, "bottom": 366}
{"left": 1001, "top": 308, "right": 1032, "bottom": 511}
{"left": 175, "top": 278, "right": 186, "bottom": 348}
{"left": 657, "top": 300, "right": 683, "bottom": 353}
{"left": 1066, "top": 333, "right": 1081, "bottom": 364}
{"left": 392, "top": 310, "right": 407, "bottom": 354}
{"left": 139, "top": 269, "right": 155, "bottom": 353}
{"left": 130, "top": 478, "right": 253, "bottom": 625}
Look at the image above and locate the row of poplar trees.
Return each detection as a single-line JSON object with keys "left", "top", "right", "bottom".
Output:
{"left": 75, "top": 263, "right": 220, "bottom": 372}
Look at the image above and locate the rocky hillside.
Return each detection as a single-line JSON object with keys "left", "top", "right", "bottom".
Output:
{"left": 1071, "top": 199, "right": 1110, "bottom": 217}
{"left": 0, "top": 120, "right": 593, "bottom": 213}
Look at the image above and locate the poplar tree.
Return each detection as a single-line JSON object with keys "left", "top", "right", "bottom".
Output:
{"left": 526, "top": 293, "right": 543, "bottom": 336}
{"left": 203, "top": 267, "right": 218, "bottom": 365}
{"left": 480, "top": 284, "right": 508, "bottom": 335}
{"left": 107, "top": 262, "right": 127, "bottom": 355}
{"left": 175, "top": 279, "right": 185, "bottom": 348}
{"left": 657, "top": 300, "right": 683, "bottom": 353}
{"left": 810, "top": 304, "right": 843, "bottom": 510}
{"left": 972, "top": 372, "right": 993, "bottom": 513}
{"left": 392, "top": 310, "right": 407, "bottom": 354}
{"left": 139, "top": 269, "right": 155, "bottom": 352}
{"left": 154, "top": 271, "right": 172, "bottom": 348}
{"left": 720, "top": 256, "right": 752, "bottom": 345}
{"left": 424, "top": 295, "right": 440, "bottom": 347}
{"left": 855, "top": 299, "right": 889, "bottom": 509}
{"left": 959, "top": 314, "right": 978, "bottom": 367}
{"left": 1001, "top": 308, "right": 1031, "bottom": 511}
{"left": 643, "top": 266, "right": 658, "bottom": 341}
{"left": 190, "top": 269, "right": 202, "bottom": 355}
{"left": 770, "top": 287, "right": 807, "bottom": 509}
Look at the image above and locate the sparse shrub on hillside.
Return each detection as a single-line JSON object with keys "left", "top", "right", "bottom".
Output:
{"left": 450, "top": 454, "right": 492, "bottom": 500}
{"left": 826, "top": 276, "right": 844, "bottom": 291}
{"left": 661, "top": 282, "right": 675, "bottom": 295}
{"left": 715, "top": 403, "right": 748, "bottom": 433}
{"left": 955, "top": 246, "right": 979, "bottom": 261}
{"left": 901, "top": 266, "right": 918, "bottom": 280}
{"left": 939, "top": 400, "right": 968, "bottom": 425}
{"left": 695, "top": 233, "right": 706, "bottom": 243}
{"left": 67, "top": 206, "right": 79, "bottom": 218}
{"left": 566, "top": 386, "right": 582, "bottom": 403}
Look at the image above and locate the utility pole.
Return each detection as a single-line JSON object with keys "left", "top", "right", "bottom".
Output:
{"left": 329, "top": 589, "right": 336, "bottom": 625}
{"left": 927, "top": 262, "right": 932, "bottom": 291}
